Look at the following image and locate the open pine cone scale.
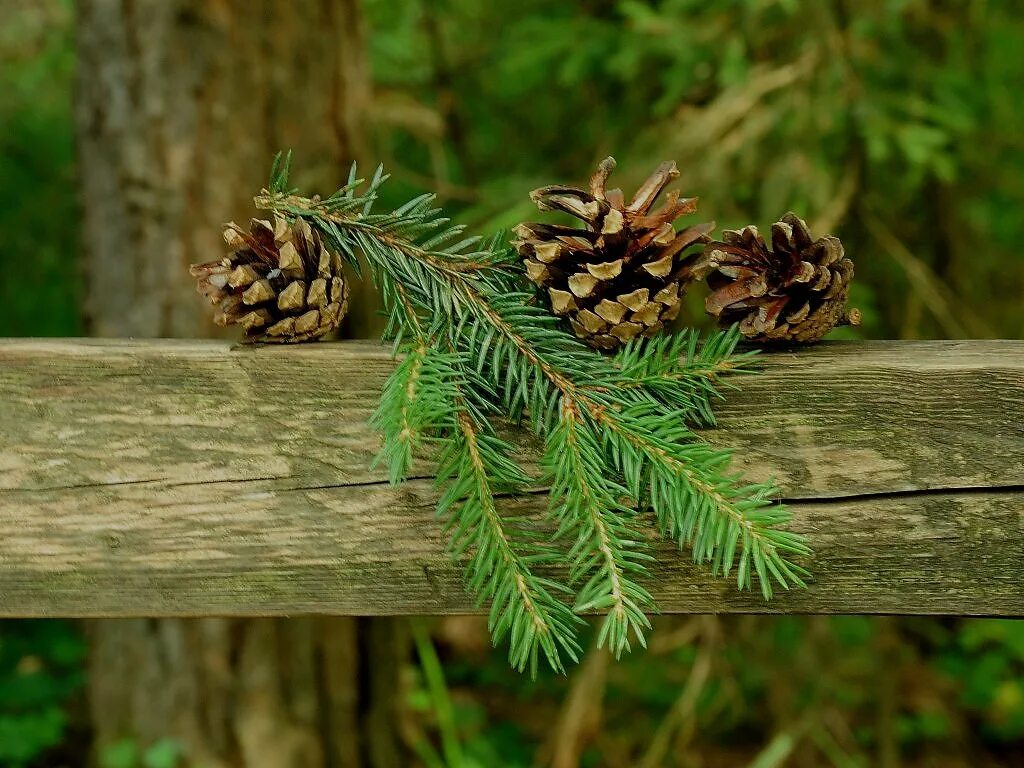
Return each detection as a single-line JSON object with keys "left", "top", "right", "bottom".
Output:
{"left": 518, "top": 157, "right": 714, "bottom": 350}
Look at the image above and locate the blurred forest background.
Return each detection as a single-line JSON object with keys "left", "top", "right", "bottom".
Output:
{"left": 1, "top": 0, "right": 1022, "bottom": 766}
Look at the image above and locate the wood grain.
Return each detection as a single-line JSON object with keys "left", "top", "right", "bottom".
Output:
{"left": 1, "top": 339, "right": 1021, "bottom": 617}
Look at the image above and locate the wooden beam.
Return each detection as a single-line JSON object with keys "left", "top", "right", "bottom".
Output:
{"left": 1, "top": 339, "right": 1021, "bottom": 617}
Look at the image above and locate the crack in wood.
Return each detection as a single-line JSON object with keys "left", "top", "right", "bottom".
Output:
{"left": 782, "top": 482, "right": 1024, "bottom": 505}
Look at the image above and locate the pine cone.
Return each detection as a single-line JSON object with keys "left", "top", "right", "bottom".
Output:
{"left": 190, "top": 216, "right": 349, "bottom": 343}
{"left": 517, "top": 157, "right": 713, "bottom": 350}
{"left": 703, "top": 213, "right": 860, "bottom": 343}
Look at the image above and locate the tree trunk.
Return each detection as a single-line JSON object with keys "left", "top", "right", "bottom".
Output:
{"left": 74, "top": 1, "right": 402, "bottom": 765}
{"left": 83, "top": 618, "right": 407, "bottom": 767}
{"left": 76, "top": 0, "right": 374, "bottom": 338}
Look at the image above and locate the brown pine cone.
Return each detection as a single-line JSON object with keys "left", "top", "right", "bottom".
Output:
{"left": 190, "top": 216, "right": 349, "bottom": 343}
{"left": 703, "top": 213, "right": 860, "bottom": 343}
{"left": 517, "top": 157, "right": 713, "bottom": 350}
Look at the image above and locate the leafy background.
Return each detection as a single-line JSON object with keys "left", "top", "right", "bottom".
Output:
{"left": 1, "top": 0, "right": 1022, "bottom": 765}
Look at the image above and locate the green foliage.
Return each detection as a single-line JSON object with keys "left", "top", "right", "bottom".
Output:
{"left": 364, "top": 0, "right": 1024, "bottom": 340}
{"left": 938, "top": 620, "right": 1024, "bottom": 741}
{"left": 99, "top": 739, "right": 185, "bottom": 768}
{"left": 260, "top": 154, "right": 808, "bottom": 673}
{"left": 408, "top": 620, "right": 533, "bottom": 768}
{"left": 428, "top": 615, "right": 1024, "bottom": 765}
{"left": 0, "top": 0, "right": 80, "bottom": 337}
{"left": 0, "top": 620, "right": 84, "bottom": 767}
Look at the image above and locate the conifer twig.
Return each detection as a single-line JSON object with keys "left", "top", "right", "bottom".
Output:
{"left": 254, "top": 152, "right": 810, "bottom": 673}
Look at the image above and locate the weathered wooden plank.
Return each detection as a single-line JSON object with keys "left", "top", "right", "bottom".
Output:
{"left": 0, "top": 339, "right": 1021, "bottom": 617}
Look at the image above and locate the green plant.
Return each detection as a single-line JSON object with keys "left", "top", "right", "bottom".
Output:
{"left": 0, "top": 0, "right": 80, "bottom": 337}
{"left": 0, "top": 620, "right": 84, "bottom": 767}
{"left": 939, "top": 620, "right": 1024, "bottom": 741}
{"left": 99, "top": 738, "right": 184, "bottom": 768}
{"left": 256, "top": 153, "right": 809, "bottom": 675}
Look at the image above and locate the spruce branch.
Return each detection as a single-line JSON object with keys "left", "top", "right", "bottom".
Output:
{"left": 255, "top": 152, "right": 810, "bottom": 672}
{"left": 546, "top": 404, "right": 654, "bottom": 654}
{"left": 439, "top": 404, "right": 582, "bottom": 675}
